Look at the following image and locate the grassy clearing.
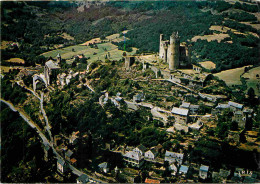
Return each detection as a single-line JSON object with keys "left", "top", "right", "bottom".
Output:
{"left": 242, "top": 66, "right": 260, "bottom": 95}
{"left": 214, "top": 65, "right": 252, "bottom": 86}
{"left": 209, "top": 25, "right": 258, "bottom": 37}
{"left": 199, "top": 61, "right": 216, "bottom": 69}
{"left": 191, "top": 33, "right": 230, "bottom": 43}
{"left": 5, "top": 58, "right": 25, "bottom": 64}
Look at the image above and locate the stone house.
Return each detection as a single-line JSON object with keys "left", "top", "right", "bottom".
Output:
{"left": 172, "top": 107, "right": 189, "bottom": 124}
{"left": 57, "top": 159, "right": 68, "bottom": 174}
{"left": 199, "top": 165, "right": 209, "bottom": 179}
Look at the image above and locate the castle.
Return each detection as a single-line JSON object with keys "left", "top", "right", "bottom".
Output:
{"left": 159, "top": 32, "right": 192, "bottom": 70}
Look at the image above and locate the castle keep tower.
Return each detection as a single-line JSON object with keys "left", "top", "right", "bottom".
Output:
{"left": 159, "top": 32, "right": 191, "bottom": 70}
{"left": 169, "top": 32, "right": 180, "bottom": 70}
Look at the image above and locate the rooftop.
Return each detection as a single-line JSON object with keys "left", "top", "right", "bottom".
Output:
{"left": 228, "top": 101, "right": 243, "bottom": 109}
{"left": 145, "top": 178, "right": 160, "bottom": 183}
{"left": 77, "top": 174, "right": 89, "bottom": 183}
{"left": 179, "top": 165, "right": 189, "bottom": 174}
{"left": 45, "top": 60, "right": 60, "bottom": 69}
{"left": 200, "top": 165, "right": 209, "bottom": 172}
{"left": 171, "top": 107, "right": 189, "bottom": 116}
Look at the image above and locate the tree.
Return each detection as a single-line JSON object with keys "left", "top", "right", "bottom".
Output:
{"left": 247, "top": 87, "right": 255, "bottom": 103}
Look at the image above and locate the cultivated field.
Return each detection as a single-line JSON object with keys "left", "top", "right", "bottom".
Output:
{"left": 199, "top": 61, "right": 216, "bottom": 70}
{"left": 41, "top": 42, "right": 137, "bottom": 63}
{"left": 214, "top": 65, "right": 252, "bottom": 86}
{"left": 41, "top": 30, "right": 136, "bottom": 63}
{"left": 242, "top": 66, "right": 260, "bottom": 95}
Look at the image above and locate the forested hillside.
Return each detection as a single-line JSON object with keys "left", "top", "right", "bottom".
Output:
{"left": 1, "top": 1, "right": 259, "bottom": 71}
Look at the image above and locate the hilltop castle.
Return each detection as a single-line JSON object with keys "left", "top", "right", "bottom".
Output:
{"left": 159, "top": 32, "right": 192, "bottom": 70}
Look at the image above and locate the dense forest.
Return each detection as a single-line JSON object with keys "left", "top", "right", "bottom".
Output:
{"left": 0, "top": 103, "right": 58, "bottom": 183}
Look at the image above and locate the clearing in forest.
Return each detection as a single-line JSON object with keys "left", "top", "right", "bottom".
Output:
{"left": 242, "top": 66, "right": 260, "bottom": 95}
{"left": 214, "top": 65, "right": 252, "bottom": 86}
{"left": 199, "top": 61, "right": 216, "bottom": 70}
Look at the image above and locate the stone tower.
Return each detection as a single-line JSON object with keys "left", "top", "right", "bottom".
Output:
{"left": 159, "top": 34, "right": 165, "bottom": 60}
{"left": 57, "top": 53, "right": 61, "bottom": 64}
{"left": 169, "top": 32, "right": 180, "bottom": 70}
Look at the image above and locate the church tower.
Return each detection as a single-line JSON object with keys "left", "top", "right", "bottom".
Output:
{"left": 169, "top": 32, "right": 180, "bottom": 70}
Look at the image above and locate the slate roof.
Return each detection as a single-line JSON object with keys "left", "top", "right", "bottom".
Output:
{"left": 45, "top": 60, "right": 60, "bottom": 69}
{"left": 98, "top": 162, "right": 108, "bottom": 169}
{"left": 216, "top": 103, "right": 229, "bottom": 109}
{"left": 77, "top": 174, "right": 89, "bottom": 183}
{"left": 179, "top": 165, "right": 189, "bottom": 174}
{"left": 228, "top": 101, "right": 243, "bottom": 109}
{"left": 65, "top": 149, "right": 73, "bottom": 158}
{"left": 137, "top": 144, "right": 147, "bottom": 153}
{"left": 171, "top": 107, "right": 189, "bottom": 116}
{"left": 124, "top": 151, "right": 142, "bottom": 161}
{"left": 200, "top": 165, "right": 209, "bottom": 172}
{"left": 57, "top": 159, "right": 65, "bottom": 166}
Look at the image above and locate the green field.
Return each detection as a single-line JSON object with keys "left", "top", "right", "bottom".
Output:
{"left": 242, "top": 66, "right": 260, "bottom": 95}
{"left": 41, "top": 42, "right": 137, "bottom": 63}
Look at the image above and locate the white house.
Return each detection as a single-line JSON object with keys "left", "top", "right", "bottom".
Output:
{"left": 144, "top": 148, "right": 158, "bottom": 160}
{"left": 123, "top": 151, "right": 144, "bottom": 168}
{"left": 164, "top": 150, "right": 184, "bottom": 165}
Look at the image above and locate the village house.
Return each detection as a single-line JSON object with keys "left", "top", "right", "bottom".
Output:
{"left": 144, "top": 148, "right": 158, "bottom": 160}
{"left": 65, "top": 149, "right": 74, "bottom": 161}
{"left": 123, "top": 151, "right": 144, "bottom": 168}
{"left": 77, "top": 174, "right": 89, "bottom": 183}
{"left": 164, "top": 150, "right": 184, "bottom": 165}
{"left": 69, "top": 131, "right": 80, "bottom": 145}
{"left": 57, "top": 159, "right": 68, "bottom": 174}
{"left": 98, "top": 162, "right": 109, "bottom": 173}
{"left": 180, "top": 102, "right": 190, "bottom": 109}
{"left": 171, "top": 107, "right": 189, "bottom": 124}
{"left": 133, "top": 144, "right": 147, "bottom": 156}
{"left": 179, "top": 165, "right": 189, "bottom": 176}
{"left": 169, "top": 163, "right": 178, "bottom": 175}
{"left": 228, "top": 101, "right": 243, "bottom": 111}
{"left": 199, "top": 165, "right": 209, "bottom": 179}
